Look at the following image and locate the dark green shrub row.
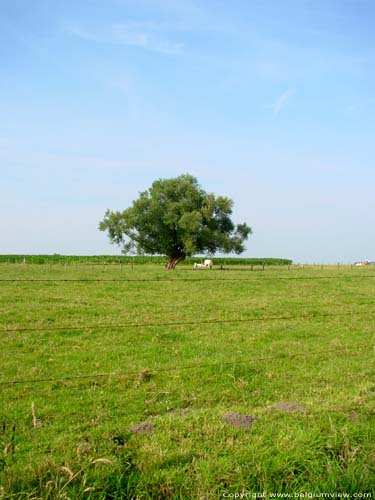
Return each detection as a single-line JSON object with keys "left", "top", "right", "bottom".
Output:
{"left": 0, "top": 254, "right": 165, "bottom": 265}
{"left": 0, "top": 254, "right": 292, "bottom": 266}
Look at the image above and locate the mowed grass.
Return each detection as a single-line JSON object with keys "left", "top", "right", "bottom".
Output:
{"left": 1, "top": 263, "right": 375, "bottom": 499}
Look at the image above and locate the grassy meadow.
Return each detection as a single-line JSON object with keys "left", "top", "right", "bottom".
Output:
{"left": 1, "top": 262, "right": 375, "bottom": 498}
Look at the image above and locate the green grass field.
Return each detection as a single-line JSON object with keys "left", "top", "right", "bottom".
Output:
{"left": 1, "top": 263, "right": 375, "bottom": 499}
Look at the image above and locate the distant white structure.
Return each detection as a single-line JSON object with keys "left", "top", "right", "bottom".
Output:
{"left": 355, "top": 260, "right": 370, "bottom": 266}
{"left": 194, "top": 259, "right": 213, "bottom": 270}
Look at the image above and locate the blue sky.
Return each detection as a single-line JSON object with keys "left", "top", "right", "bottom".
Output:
{"left": 1, "top": 0, "right": 374, "bottom": 262}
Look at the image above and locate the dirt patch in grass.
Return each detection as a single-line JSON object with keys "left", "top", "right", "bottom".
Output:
{"left": 129, "top": 422, "right": 155, "bottom": 435}
{"left": 222, "top": 412, "right": 256, "bottom": 429}
{"left": 167, "top": 407, "right": 191, "bottom": 415}
{"left": 270, "top": 401, "right": 308, "bottom": 414}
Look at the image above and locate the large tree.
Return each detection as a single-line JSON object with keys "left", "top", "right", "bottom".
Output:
{"left": 99, "top": 174, "right": 252, "bottom": 269}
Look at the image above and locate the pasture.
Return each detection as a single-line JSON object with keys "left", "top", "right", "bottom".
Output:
{"left": 1, "top": 263, "right": 375, "bottom": 499}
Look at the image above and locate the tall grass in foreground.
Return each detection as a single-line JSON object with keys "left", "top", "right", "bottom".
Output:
{"left": 0, "top": 264, "right": 375, "bottom": 498}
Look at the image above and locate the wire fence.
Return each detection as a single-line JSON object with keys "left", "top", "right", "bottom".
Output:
{"left": 2, "top": 274, "right": 375, "bottom": 283}
{"left": 1, "top": 342, "right": 374, "bottom": 437}
{"left": 2, "top": 267, "right": 375, "bottom": 435}
{"left": 1, "top": 341, "right": 374, "bottom": 388}
{"left": 2, "top": 325, "right": 374, "bottom": 433}
{"left": 1, "top": 298, "right": 358, "bottom": 323}
{"left": 1, "top": 309, "right": 374, "bottom": 335}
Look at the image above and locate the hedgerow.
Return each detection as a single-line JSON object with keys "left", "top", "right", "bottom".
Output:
{"left": 0, "top": 255, "right": 292, "bottom": 266}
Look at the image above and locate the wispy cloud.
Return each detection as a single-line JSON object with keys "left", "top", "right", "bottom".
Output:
{"left": 66, "top": 21, "right": 183, "bottom": 55}
{"left": 272, "top": 89, "right": 296, "bottom": 114}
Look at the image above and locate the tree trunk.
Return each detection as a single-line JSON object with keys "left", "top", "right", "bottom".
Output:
{"left": 166, "top": 255, "right": 185, "bottom": 270}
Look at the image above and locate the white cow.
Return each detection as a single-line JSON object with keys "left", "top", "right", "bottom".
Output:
{"left": 193, "top": 259, "right": 213, "bottom": 270}
{"left": 194, "top": 263, "right": 206, "bottom": 269}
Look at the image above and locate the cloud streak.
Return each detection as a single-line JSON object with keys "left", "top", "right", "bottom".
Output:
{"left": 273, "top": 89, "right": 296, "bottom": 114}
{"left": 66, "top": 21, "right": 183, "bottom": 55}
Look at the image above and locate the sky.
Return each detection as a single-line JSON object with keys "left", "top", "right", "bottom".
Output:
{"left": 1, "top": 0, "right": 375, "bottom": 263}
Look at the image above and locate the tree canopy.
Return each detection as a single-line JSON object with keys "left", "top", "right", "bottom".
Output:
{"left": 99, "top": 174, "right": 252, "bottom": 269}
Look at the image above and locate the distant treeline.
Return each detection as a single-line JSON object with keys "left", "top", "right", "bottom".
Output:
{"left": 0, "top": 255, "right": 292, "bottom": 266}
